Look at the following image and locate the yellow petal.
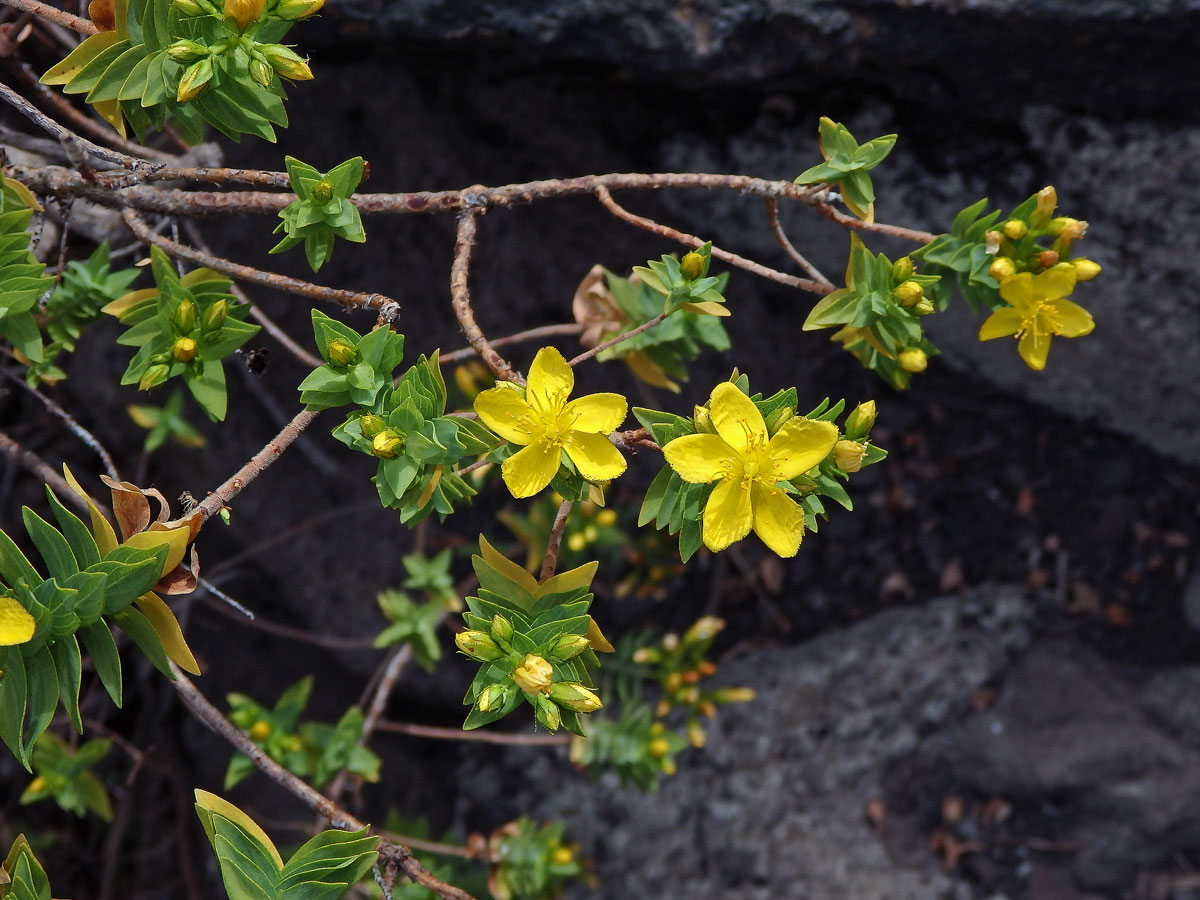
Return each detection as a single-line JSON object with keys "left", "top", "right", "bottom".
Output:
{"left": 701, "top": 477, "right": 753, "bottom": 552}
{"left": 62, "top": 464, "right": 118, "bottom": 556}
{"left": 563, "top": 432, "right": 627, "bottom": 482}
{"left": 526, "top": 346, "right": 573, "bottom": 409}
{"left": 998, "top": 273, "right": 1033, "bottom": 311}
{"left": 134, "top": 593, "right": 200, "bottom": 675}
{"left": 123, "top": 526, "right": 189, "bottom": 577}
{"left": 662, "top": 433, "right": 733, "bottom": 483}
{"left": 478, "top": 535, "right": 540, "bottom": 598}
{"left": 1018, "top": 332, "right": 1051, "bottom": 370}
{"left": 0, "top": 596, "right": 35, "bottom": 646}
{"left": 709, "top": 382, "right": 767, "bottom": 455}
{"left": 767, "top": 418, "right": 838, "bottom": 481}
{"left": 501, "top": 441, "right": 561, "bottom": 499}
{"left": 978, "top": 307, "right": 1023, "bottom": 341}
{"left": 1049, "top": 299, "right": 1094, "bottom": 337}
{"left": 751, "top": 483, "right": 805, "bottom": 558}
{"left": 1036, "top": 265, "right": 1076, "bottom": 302}
{"left": 473, "top": 385, "right": 535, "bottom": 445}
{"left": 564, "top": 392, "right": 627, "bottom": 433}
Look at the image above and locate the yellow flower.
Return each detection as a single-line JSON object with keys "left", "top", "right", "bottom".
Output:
{"left": 512, "top": 654, "right": 553, "bottom": 694}
{"left": 474, "top": 347, "right": 627, "bottom": 499}
{"left": 223, "top": 0, "right": 265, "bottom": 30}
{"left": 662, "top": 383, "right": 838, "bottom": 557}
{"left": 0, "top": 595, "right": 35, "bottom": 646}
{"left": 978, "top": 265, "right": 1094, "bottom": 370}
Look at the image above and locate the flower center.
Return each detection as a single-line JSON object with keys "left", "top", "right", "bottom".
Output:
{"left": 517, "top": 388, "right": 574, "bottom": 445}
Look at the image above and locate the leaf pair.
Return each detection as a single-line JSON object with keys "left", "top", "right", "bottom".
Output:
{"left": 794, "top": 117, "right": 897, "bottom": 222}
{"left": 272, "top": 157, "right": 367, "bottom": 272}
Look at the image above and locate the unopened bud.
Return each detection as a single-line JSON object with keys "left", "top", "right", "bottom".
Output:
{"left": 680, "top": 250, "right": 705, "bottom": 280}
{"left": 138, "top": 364, "right": 171, "bottom": 390}
{"left": 512, "top": 654, "right": 554, "bottom": 694}
{"left": 172, "top": 0, "right": 205, "bottom": 15}
{"left": 1002, "top": 219, "right": 1027, "bottom": 240}
{"left": 834, "top": 439, "right": 866, "bottom": 473}
{"left": 566, "top": 533, "right": 585, "bottom": 552}
{"left": 171, "top": 336, "right": 198, "bottom": 363}
{"left": 222, "top": 0, "right": 264, "bottom": 29}
{"left": 202, "top": 299, "right": 227, "bottom": 332}
{"left": 714, "top": 686, "right": 756, "bottom": 704}
{"left": 631, "top": 647, "right": 660, "bottom": 664}
{"left": 764, "top": 405, "right": 794, "bottom": 434}
{"left": 692, "top": 405, "right": 715, "bottom": 434}
{"left": 326, "top": 338, "right": 357, "bottom": 368}
{"left": 27, "top": 775, "right": 47, "bottom": 793}
{"left": 893, "top": 280, "right": 923, "bottom": 307}
{"left": 490, "top": 614, "right": 514, "bottom": 644}
{"left": 548, "top": 681, "right": 603, "bottom": 712}
{"left": 249, "top": 57, "right": 273, "bottom": 87}
{"left": 176, "top": 57, "right": 214, "bottom": 102}
{"left": 550, "top": 633, "right": 590, "bottom": 661}
{"left": 166, "top": 39, "right": 209, "bottom": 63}
{"left": 891, "top": 256, "right": 913, "bottom": 281}
{"left": 1037, "top": 250, "right": 1060, "bottom": 270}
{"left": 1071, "top": 258, "right": 1102, "bottom": 281}
{"left": 687, "top": 720, "right": 706, "bottom": 748}
{"left": 985, "top": 230, "right": 1003, "bottom": 255}
{"left": 455, "top": 630, "right": 503, "bottom": 661}
{"left": 173, "top": 299, "right": 197, "bottom": 333}
{"left": 551, "top": 846, "right": 574, "bottom": 866}
{"left": 261, "top": 43, "right": 313, "bottom": 81}
{"left": 684, "top": 616, "right": 724, "bottom": 643}
{"left": 913, "top": 298, "right": 935, "bottom": 316}
{"left": 273, "top": 0, "right": 324, "bottom": 18}
{"left": 898, "top": 348, "right": 928, "bottom": 373}
{"left": 371, "top": 430, "right": 404, "bottom": 459}
{"left": 249, "top": 720, "right": 272, "bottom": 741}
{"left": 476, "top": 682, "right": 510, "bottom": 713}
{"left": 648, "top": 737, "right": 670, "bottom": 758}
{"left": 311, "top": 180, "right": 333, "bottom": 204}
{"left": 1033, "top": 185, "right": 1058, "bottom": 225}
{"left": 1048, "top": 216, "right": 1086, "bottom": 239}
{"left": 535, "top": 694, "right": 562, "bottom": 731}
{"left": 988, "top": 257, "right": 1016, "bottom": 281}
{"left": 358, "top": 414, "right": 385, "bottom": 438}
{"left": 845, "top": 400, "right": 876, "bottom": 436}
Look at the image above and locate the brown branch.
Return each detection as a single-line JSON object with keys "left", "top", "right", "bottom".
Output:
{"left": 813, "top": 198, "right": 937, "bottom": 244}
{"left": 377, "top": 720, "right": 571, "bottom": 747}
{"left": 439, "top": 323, "right": 583, "bottom": 365}
{"left": 449, "top": 210, "right": 523, "bottom": 384}
{"left": 169, "top": 665, "right": 476, "bottom": 900}
{"left": 0, "top": 429, "right": 106, "bottom": 517}
{"left": 567, "top": 310, "right": 667, "bottom": 367}
{"left": 199, "top": 594, "right": 377, "bottom": 650}
{"left": 763, "top": 196, "right": 834, "bottom": 288}
{"left": 4, "top": 370, "right": 119, "bottom": 479}
{"left": 595, "top": 185, "right": 832, "bottom": 295}
{"left": 539, "top": 499, "right": 572, "bottom": 582}
{"left": 122, "top": 208, "right": 400, "bottom": 316}
{"left": 0, "top": 0, "right": 95, "bottom": 34}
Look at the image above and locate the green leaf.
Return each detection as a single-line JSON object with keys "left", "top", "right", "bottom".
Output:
{"left": 21, "top": 651, "right": 58, "bottom": 761}
{"left": 78, "top": 622, "right": 122, "bottom": 706}
{"left": 111, "top": 607, "right": 173, "bottom": 678}
{"left": 21, "top": 509, "right": 78, "bottom": 581}
{"left": 0, "top": 647, "right": 28, "bottom": 767}
{"left": 49, "top": 636, "right": 83, "bottom": 733}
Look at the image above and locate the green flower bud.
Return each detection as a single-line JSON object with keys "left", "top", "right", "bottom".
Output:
{"left": 326, "top": 338, "right": 358, "bottom": 368}
{"left": 988, "top": 257, "right": 1016, "bottom": 281}
{"left": 680, "top": 250, "right": 705, "bottom": 281}
{"left": 833, "top": 439, "right": 866, "bottom": 473}
{"left": 549, "top": 633, "right": 590, "bottom": 661}
{"left": 173, "top": 299, "right": 197, "bottom": 333}
{"left": 490, "top": 614, "right": 514, "bottom": 644}
{"left": 358, "top": 414, "right": 386, "bottom": 439}
{"left": 138, "top": 364, "right": 171, "bottom": 390}
{"left": 273, "top": 0, "right": 324, "bottom": 18}
{"left": 249, "top": 57, "right": 273, "bottom": 88}
{"left": 202, "top": 299, "right": 227, "bottom": 332}
{"left": 311, "top": 179, "right": 333, "bottom": 204}
{"left": 844, "top": 400, "right": 876, "bottom": 437}
{"left": 548, "top": 681, "right": 603, "bottom": 713}
{"left": 898, "top": 348, "right": 928, "bottom": 373}
{"left": 370, "top": 430, "right": 404, "bottom": 459}
{"left": 455, "top": 630, "right": 503, "bottom": 661}
{"left": 176, "top": 57, "right": 214, "bottom": 103}
{"left": 891, "top": 256, "right": 913, "bottom": 281}
{"left": 476, "top": 682, "right": 511, "bottom": 713}
{"left": 171, "top": 337, "right": 198, "bottom": 363}
{"left": 892, "top": 280, "right": 923, "bottom": 307}
{"left": 913, "top": 298, "right": 935, "bottom": 316}
{"left": 764, "top": 405, "right": 794, "bottom": 434}
{"left": 167, "top": 39, "right": 209, "bottom": 63}
{"left": 1002, "top": 219, "right": 1027, "bottom": 240}
{"left": 172, "top": 0, "right": 205, "bottom": 15}
{"left": 260, "top": 43, "right": 313, "bottom": 81}
{"left": 693, "top": 404, "right": 715, "bottom": 434}
{"left": 534, "top": 693, "right": 562, "bottom": 731}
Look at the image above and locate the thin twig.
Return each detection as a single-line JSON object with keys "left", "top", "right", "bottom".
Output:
{"left": 198, "top": 592, "right": 377, "bottom": 649}
{"left": 449, "top": 210, "right": 523, "bottom": 384}
{"left": 567, "top": 311, "right": 667, "bottom": 367}
{"left": 595, "top": 185, "right": 832, "bottom": 295}
{"left": 0, "top": 0, "right": 95, "bottom": 33}
{"left": 169, "top": 665, "right": 477, "bottom": 900}
{"left": 812, "top": 198, "right": 937, "bottom": 244}
{"left": 540, "top": 499, "right": 572, "bottom": 582}
{"left": 122, "top": 209, "right": 400, "bottom": 316}
{"left": 381, "top": 832, "right": 482, "bottom": 861}
{"left": 376, "top": 720, "right": 571, "bottom": 747}
{"left": 4, "top": 370, "right": 119, "bottom": 479}
{"left": 439, "top": 323, "right": 583, "bottom": 365}
{"left": 763, "top": 196, "right": 834, "bottom": 288}
{"left": 0, "top": 428, "right": 104, "bottom": 517}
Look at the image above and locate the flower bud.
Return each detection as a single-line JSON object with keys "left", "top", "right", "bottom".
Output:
{"left": 455, "top": 630, "right": 503, "bottom": 661}
{"left": 988, "top": 257, "right": 1016, "bottom": 281}
{"left": 683, "top": 616, "right": 724, "bottom": 644}
{"left": 550, "top": 633, "right": 590, "bottom": 661}
{"left": 913, "top": 298, "right": 935, "bottom": 316}
{"left": 534, "top": 694, "right": 562, "bottom": 731}
{"left": 138, "top": 364, "right": 171, "bottom": 390}
{"left": 648, "top": 737, "right": 670, "bottom": 758}
{"left": 173, "top": 299, "right": 197, "bottom": 333}
{"left": 27, "top": 775, "right": 47, "bottom": 793}
{"left": 476, "top": 682, "right": 511, "bottom": 713}
{"left": 892, "top": 280, "right": 923, "bottom": 307}
{"left": 202, "top": 299, "right": 227, "bottom": 332}
{"left": 171, "top": 337, "right": 198, "bottom": 363}
{"left": 845, "top": 399, "right": 876, "bottom": 436}
{"left": 680, "top": 250, "right": 705, "bottom": 280}
{"left": 631, "top": 647, "right": 659, "bottom": 664}
{"left": 898, "top": 348, "right": 927, "bottom": 373}
{"left": 687, "top": 719, "right": 706, "bottom": 748}
{"left": 371, "top": 430, "right": 404, "bottom": 459}
{"left": 714, "top": 686, "right": 756, "bottom": 704}
{"left": 692, "top": 404, "right": 715, "bottom": 434}
{"left": 1002, "top": 219, "right": 1027, "bottom": 240}
{"left": 1037, "top": 250, "right": 1060, "bottom": 270}
{"left": 551, "top": 846, "right": 575, "bottom": 866}
{"left": 261, "top": 44, "right": 313, "bottom": 81}
{"left": 172, "top": 0, "right": 205, "bottom": 15}
{"left": 512, "top": 654, "right": 554, "bottom": 694}
{"left": 311, "top": 179, "right": 333, "bottom": 204}
{"left": 176, "top": 57, "right": 214, "bottom": 102}
{"left": 566, "top": 533, "right": 586, "bottom": 552}
{"left": 891, "top": 256, "right": 913, "bottom": 281}
{"left": 595, "top": 509, "right": 617, "bottom": 527}
{"left": 273, "top": 0, "right": 324, "bottom": 18}
{"left": 356, "top": 414, "right": 385, "bottom": 439}
{"left": 167, "top": 39, "right": 209, "bottom": 63}
{"left": 249, "top": 720, "right": 272, "bottom": 740}
{"left": 222, "top": 0, "right": 264, "bottom": 30}
{"left": 1071, "top": 258, "right": 1102, "bottom": 281}
{"left": 834, "top": 439, "right": 866, "bottom": 473}
{"left": 326, "top": 338, "right": 358, "bottom": 368}
{"left": 1033, "top": 185, "right": 1058, "bottom": 225}
{"left": 984, "top": 230, "right": 1003, "bottom": 255}
{"left": 548, "top": 681, "right": 603, "bottom": 712}
{"left": 490, "top": 614, "right": 514, "bottom": 644}
{"left": 249, "top": 57, "right": 273, "bottom": 88}
{"left": 764, "top": 405, "right": 794, "bottom": 434}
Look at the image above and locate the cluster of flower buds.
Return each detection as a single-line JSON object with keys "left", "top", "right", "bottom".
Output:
{"left": 832, "top": 399, "right": 876, "bottom": 474}
{"left": 139, "top": 297, "right": 227, "bottom": 390}
{"left": 986, "top": 186, "right": 1101, "bottom": 287}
